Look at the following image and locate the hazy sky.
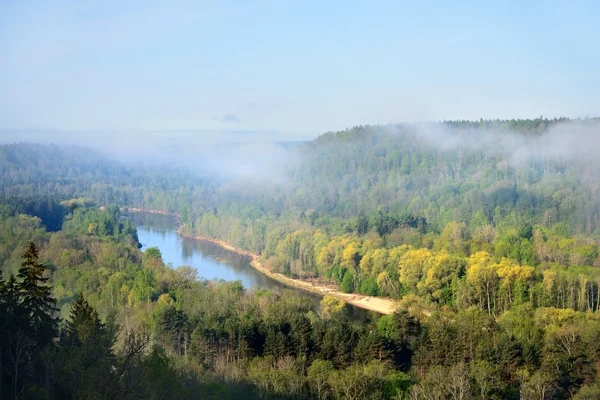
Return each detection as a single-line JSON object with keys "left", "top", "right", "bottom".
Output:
{"left": 1, "top": 0, "right": 599, "bottom": 141}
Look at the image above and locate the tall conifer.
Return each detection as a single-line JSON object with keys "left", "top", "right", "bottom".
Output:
{"left": 16, "top": 242, "right": 58, "bottom": 346}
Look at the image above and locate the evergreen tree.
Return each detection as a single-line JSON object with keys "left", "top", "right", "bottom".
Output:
{"left": 341, "top": 271, "right": 355, "bottom": 293}
{"left": 0, "top": 272, "right": 6, "bottom": 398}
{"left": 0, "top": 274, "right": 25, "bottom": 328}
{"left": 16, "top": 242, "right": 58, "bottom": 347}
{"left": 0, "top": 271, "right": 6, "bottom": 326}
{"left": 1, "top": 274, "right": 34, "bottom": 400}
{"left": 65, "top": 293, "right": 104, "bottom": 345}
{"left": 155, "top": 306, "right": 190, "bottom": 356}
{"left": 356, "top": 212, "right": 369, "bottom": 235}
{"left": 56, "top": 293, "right": 115, "bottom": 399}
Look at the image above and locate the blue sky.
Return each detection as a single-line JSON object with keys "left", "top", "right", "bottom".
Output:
{"left": 1, "top": 1, "right": 598, "bottom": 140}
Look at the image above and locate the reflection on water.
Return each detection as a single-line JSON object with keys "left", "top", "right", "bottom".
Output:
{"left": 122, "top": 212, "right": 375, "bottom": 323}
{"left": 124, "top": 212, "right": 286, "bottom": 293}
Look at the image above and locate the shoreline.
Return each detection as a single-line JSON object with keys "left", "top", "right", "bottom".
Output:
{"left": 123, "top": 207, "right": 398, "bottom": 315}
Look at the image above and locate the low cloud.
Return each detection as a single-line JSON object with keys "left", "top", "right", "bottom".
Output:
{"left": 405, "top": 119, "right": 600, "bottom": 166}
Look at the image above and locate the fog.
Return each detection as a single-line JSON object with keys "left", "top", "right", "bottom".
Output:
{"left": 3, "top": 118, "right": 600, "bottom": 188}
{"left": 395, "top": 119, "right": 600, "bottom": 168}
{"left": 0, "top": 127, "right": 306, "bottom": 184}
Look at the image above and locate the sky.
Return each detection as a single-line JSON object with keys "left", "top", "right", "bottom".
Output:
{"left": 1, "top": 0, "right": 599, "bottom": 142}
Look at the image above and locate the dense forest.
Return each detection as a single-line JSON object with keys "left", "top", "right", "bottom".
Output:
{"left": 2, "top": 118, "right": 600, "bottom": 398}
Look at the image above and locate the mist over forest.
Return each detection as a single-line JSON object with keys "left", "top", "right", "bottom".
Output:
{"left": 5, "top": 116, "right": 600, "bottom": 183}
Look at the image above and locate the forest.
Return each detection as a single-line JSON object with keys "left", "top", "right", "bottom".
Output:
{"left": 2, "top": 118, "right": 600, "bottom": 398}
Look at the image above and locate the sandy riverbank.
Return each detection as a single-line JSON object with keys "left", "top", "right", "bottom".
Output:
{"left": 120, "top": 208, "right": 399, "bottom": 314}
{"left": 180, "top": 231, "right": 399, "bottom": 315}
{"left": 121, "top": 207, "right": 177, "bottom": 217}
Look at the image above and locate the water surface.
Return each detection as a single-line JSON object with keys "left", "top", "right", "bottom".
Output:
{"left": 124, "top": 212, "right": 287, "bottom": 293}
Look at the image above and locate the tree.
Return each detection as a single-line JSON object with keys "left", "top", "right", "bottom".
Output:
{"left": 154, "top": 306, "right": 190, "bottom": 356}
{"left": 519, "top": 370, "right": 555, "bottom": 400}
{"left": 56, "top": 294, "right": 116, "bottom": 399}
{"left": 438, "top": 222, "right": 468, "bottom": 255}
{"left": 496, "top": 259, "right": 533, "bottom": 311}
{"left": 143, "top": 247, "right": 164, "bottom": 272}
{"left": 106, "top": 324, "right": 151, "bottom": 399}
{"left": 328, "top": 364, "right": 370, "bottom": 400}
{"left": 447, "top": 362, "right": 471, "bottom": 400}
{"left": 399, "top": 248, "right": 432, "bottom": 292}
{"left": 1, "top": 274, "right": 33, "bottom": 400}
{"left": 422, "top": 252, "right": 464, "bottom": 303}
{"left": 410, "top": 365, "right": 448, "bottom": 400}
{"left": 574, "top": 384, "right": 600, "bottom": 400}
{"left": 16, "top": 242, "right": 58, "bottom": 347}
{"left": 133, "top": 269, "right": 157, "bottom": 306}
{"left": 341, "top": 243, "right": 361, "bottom": 276}
{"left": 65, "top": 293, "right": 104, "bottom": 345}
{"left": 470, "top": 360, "right": 497, "bottom": 400}
{"left": 144, "top": 246, "right": 162, "bottom": 260}
{"left": 341, "top": 271, "right": 355, "bottom": 293}
{"left": 307, "top": 359, "right": 333, "bottom": 400}
{"left": 356, "top": 212, "right": 369, "bottom": 235}
{"left": 320, "top": 295, "right": 345, "bottom": 320}
{"left": 466, "top": 251, "right": 499, "bottom": 315}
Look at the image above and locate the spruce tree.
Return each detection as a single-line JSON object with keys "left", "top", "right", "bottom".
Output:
{"left": 356, "top": 211, "right": 369, "bottom": 235}
{"left": 66, "top": 293, "right": 104, "bottom": 345}
{"left": 0, "top": 273, "right": 24, "bottom": 327}
{"left": 57, "top": 293, "right": 114, "bottom": 399}
{"left": 0, "top": 271, "right": 6, "bottom": 324}
{"left": 16, "top": 242, "right": 58, "bottom": 347}
{"left": 2, "top": 274, "right": 33, "bottom": 400}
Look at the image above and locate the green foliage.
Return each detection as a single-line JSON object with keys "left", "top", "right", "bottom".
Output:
{"left": 356, "top": 212, "right": 369, "bottom": 235}
{"left": 0, "top": 196, "right": 67, "bottom": 232}
{"left": 3, "top": 218, "right": 600, "bottom": 398}
{"left": 358, "top": 276, "right": 380, "bottom": 296}
{"left": 144, "top": 246, "right": 162, "bottom": 260}
{"left": 340, "top": 271, "right": 354, "bottom": 293}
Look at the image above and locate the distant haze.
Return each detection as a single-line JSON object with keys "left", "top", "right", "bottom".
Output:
{"left": 3, "top": 119, "right": 599, "bottom": 193}
{"left": 409, "top": 120, "right": 600, "bottom": 166}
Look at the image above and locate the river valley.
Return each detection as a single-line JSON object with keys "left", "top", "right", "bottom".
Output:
{"left": 123, "top": 212, "right": 376, "bottom": 321}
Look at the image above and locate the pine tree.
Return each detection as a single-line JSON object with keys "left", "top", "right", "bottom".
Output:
{"left": 0, "top": 273, "right": 24, "bottom": 326}
{"left": 356, "top": 212, "right": 369, "bottom": 235}
{"left": 66, "top": 293, "right": 104, "bottom": 345}
{"left": 56, "top": 293, "right": 115, "bottom": 399}
{"left": 155, "top": 306, "right": 190, "bottom": 356}
{"left": 2, "top": 274, "right": 33, "bottom": 400}
{"left": 0, "top": 270, "right": 6, "bottom": 323}
{"left": 16, "top": 242, "right": 58, "bottom": 347}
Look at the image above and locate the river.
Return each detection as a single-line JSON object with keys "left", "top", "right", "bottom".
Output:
{"left": 123, "top": 212, "right": 374, "bottom": 322}
{"left": 124, "top": 212, "right": 287, "bottom": 293}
